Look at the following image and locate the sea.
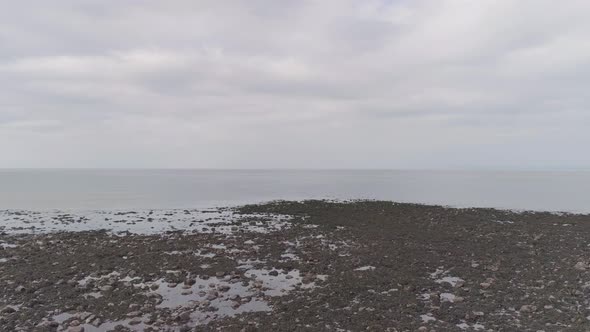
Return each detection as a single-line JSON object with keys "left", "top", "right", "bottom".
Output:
{"left": 1, "top": 169, "right": 589, "bottom": 213}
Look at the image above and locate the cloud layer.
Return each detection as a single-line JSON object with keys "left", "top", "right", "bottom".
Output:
{"left": 2, "top": 0, "right": 590, "bottom": 168}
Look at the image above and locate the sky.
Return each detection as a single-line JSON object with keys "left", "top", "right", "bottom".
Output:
{"left": 1, "top": 0, "right": 590, "bottom": 169}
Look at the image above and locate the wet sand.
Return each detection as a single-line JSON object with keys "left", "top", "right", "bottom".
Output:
{"left": 2, "top": 200, "right": 590, "bottom": 331}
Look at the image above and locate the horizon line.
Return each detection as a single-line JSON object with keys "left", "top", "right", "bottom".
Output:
{"left": 1, "top": 167, "right": 590, "bottom": 172}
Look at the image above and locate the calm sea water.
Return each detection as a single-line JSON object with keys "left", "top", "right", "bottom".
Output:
{"left": 1, "top": 169, "right": 589, "bottom": 213}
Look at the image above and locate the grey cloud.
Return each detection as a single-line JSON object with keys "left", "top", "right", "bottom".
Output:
{"left": 1, "top": 0, "right": 590, "bottom": 168}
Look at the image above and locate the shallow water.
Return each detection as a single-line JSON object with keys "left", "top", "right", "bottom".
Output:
{"left": 0, "top": 209, "right": 293, "bottom": 235}
{"left": 1, "top": 169, "right": 590, "bottom": 212}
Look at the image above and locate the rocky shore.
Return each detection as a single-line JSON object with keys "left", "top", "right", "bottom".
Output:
{"left": 2, "top": 200, "right": 590, "bottom": 331}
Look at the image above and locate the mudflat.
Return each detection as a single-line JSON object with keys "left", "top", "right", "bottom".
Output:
{"left": 1, "top": 200, "right": 590, "bottom": 331}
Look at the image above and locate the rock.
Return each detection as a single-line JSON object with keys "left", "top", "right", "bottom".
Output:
{"left": 302, "top": 277, "right": 314, "bottom": 284}
{"left": 126, "top": 311, "right": 142, "bottom": 317}
{"left": 167, "top": 283, "right": 177, "bottom": 288}
{"left": 206, "top": 291, "right": 218, "bottom": 300}
{"left": 36, "top": 320, "right": 55, "bottom": 328}
{"left": 218, "top": 285, "right": 231, "bottom": 292}
{"left": 98, "top": 285, "right": 113, "bottom": 292}
{"left": 178, "top": 311, "right": 191, "bottom": 321}
{"left": 69, "top": 320, "right": 80, "bottom": 327}
{"left": 150, "top": 283, "right": 159, "bottom": 290}
{"left": 575, "top": 261, "right": 587, "bottom": 271}
{"left": 269, "top": 270, "right": 279, "bottom": 276}
{"left": 480, "top": 282, "right": 491, "bottom": 289}
{"left": 215, "top": 271, "right": 225, "bottom": 277}
{"left": 129, "top": 317, "right": 142, "bottom": 325}
{"left": 67, "top": 327, "right": 84, "bottom": 332}
{"left": 520, "top": 305, "right": 537, "bottom": 313}
{"left": 1, "top": 306, "right": 16, "bottom": 314}
{"left": 15, "top": 286, "right": 25, "bottom": 293}
{"left": 143, "top": 316, "right": 155, "bottom": 325}
{"left": 79, "top": 313, "right": 92, "bottom": 321}
{"left": 90, "top": 317, "right": 102, "bottom": 327}
{"left": 181, "top": 290, "right": 193, "bottom": 295}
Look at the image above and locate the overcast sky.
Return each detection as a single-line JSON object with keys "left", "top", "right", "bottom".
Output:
{"left": 1, "top": 1, "right": 589, "bottom": 169}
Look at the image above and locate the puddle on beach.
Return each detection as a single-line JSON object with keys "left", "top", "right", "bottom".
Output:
{"left": 49, "top": 268, "right": 326, "bottom": 331}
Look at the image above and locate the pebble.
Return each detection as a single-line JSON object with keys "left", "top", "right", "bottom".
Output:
{"left": 269, "top": 270, "right": 279, "bottom": 276}
{"left": 520, "top": 305, "right": 537, "bottom": 313}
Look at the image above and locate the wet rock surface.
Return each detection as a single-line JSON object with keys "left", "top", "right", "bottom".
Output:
{"left": 1, "top": 200, "right": 590, "bottom": 331}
